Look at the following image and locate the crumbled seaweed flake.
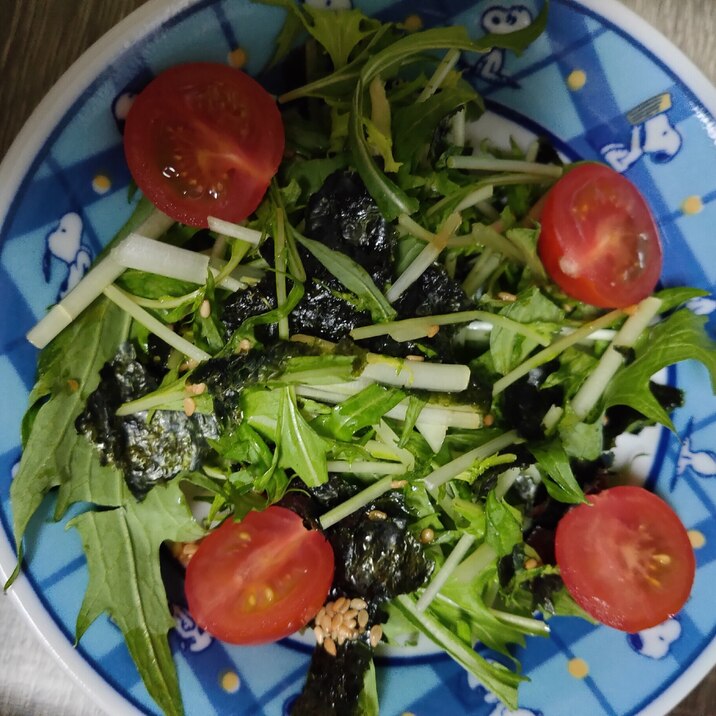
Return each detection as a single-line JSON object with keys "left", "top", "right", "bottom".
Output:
{"left": 192, "top": 341, "right": 317, "bottom": 421}
{"left": 291, "top": 640, "right": 373, "bottom": 716}
{"left": 304, "top": 170, "right": 396, "bottom": 288}
{"left": 76, "top": 343, "right": 217, "bottom": 498}
{"left": 325, "top": 490, "right": 433, "bottom": 603}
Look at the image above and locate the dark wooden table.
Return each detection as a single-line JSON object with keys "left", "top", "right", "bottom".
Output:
{"left": 1, "top": 0, "right": 715, "bottom": 714}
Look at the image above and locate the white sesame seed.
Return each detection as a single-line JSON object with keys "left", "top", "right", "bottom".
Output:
{"left": 323, "top": 637, "right": 337, "bottom": 656}
{"left": 420, "top": 528, "right": 435, "bottom": 544}
{"left": 199, "top": 299, "right": 211, "bottom": 318}
{"left": 358, "top": 609, "right": 369, "bottom": 629}
{"left": 313, "top": 625, "right": 325, "bottom": 645}
{"left": 183, "top": 397, "right": 196, "bottom": 417}
{"left": 331, "top": 613, "right": 343, "bottom": 632}
{"left": 350, "top": 598, "right": 367, "bottom": 611}
{"left": 369, "top": 624, "right": 383, "bottom": 648}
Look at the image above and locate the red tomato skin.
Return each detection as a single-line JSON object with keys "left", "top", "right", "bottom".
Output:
{"left": 124, "top": 63, "right": 284, "bottom": 227}
{"left": 538, "top": 163, "right": 663, "bottom": 308}
{"left": 185, "top": 507, "right": 334, "bottom": 645}
{"left": 555, "top": 486, "right": 695, "bottom": 633}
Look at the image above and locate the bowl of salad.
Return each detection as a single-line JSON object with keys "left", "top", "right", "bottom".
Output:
{"left": 1, "top": 1, "right": 716, "bottom": 715}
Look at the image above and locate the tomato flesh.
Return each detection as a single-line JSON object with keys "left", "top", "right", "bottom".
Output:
{"left": 124, "top": 63, "right": 284, "bottom": 227}
{"left": 185, "top": 506, "right": 334, "bottom": 644}
{"left": 555, "top": 486, "right": 695, "bottom": 632}
{"left": 538, "top": 163, "right": 662, "bottom": 308}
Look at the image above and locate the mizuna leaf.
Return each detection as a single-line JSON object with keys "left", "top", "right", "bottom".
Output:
{"left": 604, "top": 309, "right": 716, "bottom": 431}
{"left": 350, "top": 5, "right": 549, "bottom": 219}
{"left": 70, "top": 480, "right": 204, "bottom": 716}
{"left": 295, "top": 233, "right": 396, "bottom": 322}
{"left": 11, "top": 298, "right": 131, "bottom": 551}
{"left": 277, "top": 386, "right": 331, "bottom": 487}
{"left": 528, "top": 438, "right": 587, "bottom": 504}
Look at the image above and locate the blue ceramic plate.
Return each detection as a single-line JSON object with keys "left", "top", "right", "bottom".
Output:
{"left": 1, "top": 1, "right": 715, "bottom": 714}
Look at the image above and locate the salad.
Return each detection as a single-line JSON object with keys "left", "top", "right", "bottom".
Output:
{"left": 7, "top": 1, "right": 716, "bottom": 715}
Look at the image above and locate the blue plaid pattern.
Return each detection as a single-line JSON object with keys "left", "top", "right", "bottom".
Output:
{"left": 1, "top": 0, "right": 715, "bottom": 713}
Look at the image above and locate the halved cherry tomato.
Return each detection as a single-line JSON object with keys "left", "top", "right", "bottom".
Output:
{"left": 124, "top": 63, "right": 284, "bottom": 227}
{"left": 555, "top": 486, "right": 695, "bottom": 632}
{"left": 185, "top": 506, "right": 334, "bottom": 644}
{"left": 538, "top": 163, "right": 662, "bottom": 308}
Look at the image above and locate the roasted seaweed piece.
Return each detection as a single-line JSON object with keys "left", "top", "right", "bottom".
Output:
{"left": 304, "top": 170, "right": 396, "bottom": 287}
{"left": 291, "top": 640, "right": 373, "bottom": 716}
{"left": 318, "top": 485, "right": 434, "bottom": 603}
{"left": 192, "top": 340, "right": 316, "bottom": 421}
{"left": 76, "top": 343, "right": 217, "bottom": 498}
{"left": 500, "top": 362, "right": 564, "bottom": 440}
{"left": 368, "top": 263, "right": 474, "bottom": 360}
{"left": 224, "top": 170, "right": 396, "bottom": 344}
{"left": 291, "top": 480, "right": 432, "bottom": 715}
{"left": 220, "top": 274, "right": 278, "bottom": 343}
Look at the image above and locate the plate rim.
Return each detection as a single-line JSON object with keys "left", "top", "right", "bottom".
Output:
{"left": 1, "top": 0, "right": 715, "bottom": 714}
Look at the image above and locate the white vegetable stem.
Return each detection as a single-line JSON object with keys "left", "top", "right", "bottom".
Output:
{"left": 386, "top": 213, "right": 461, "bottom": 303}
{"left": 423, "top": 430, "right": 522, "bottom": 491}
{"left": 416, "top": 420, "right": 448, "bottom": 453}
{"left": 325, "top": 460, "right": 407, "bottom": 475}
{"left": 26, "top": 257, "right": 125, "bottom": 348}
{"left": 361, "top": 353, "right": 470, "bottom": 392}
{"left": 274, "top": 210, "right": 289, "bottom": 340}
{"left": 295, "top": 384, "right": 483, "bottom": 429}
{"left": 103, "top": 285, "right": 210, "bottom": 362}
{"left": 319, "top": 475, "right": 402, "bottom": 529}
{"left": 26, "top": 211, "right": 177, "bottom": 349}
{"left": 417, "top": 49, "right": 461, "bottom": 102}
{"left": 389, "top": 401, "right": 481, "bottom": 429}
{"left": 447, "top": 155, "right": 564, "bottom": 178}
{"left": 450, "top": 108, "right": 466, "bottom": 148}
{"left": 350, "top": 310, "right": 550, "bottom": 346}
{"left": 570, "top": 296, "right": 662, "bottom": 420}
{"left": 416, "top": 533, "right": 475, "bottom": 612}
{"left": 455, "top": 185, "right": 494, "bottom": 213}
{"left": 136, "top": 208, "right": 175, "bottom": 238}
{"left": 492, "top": 308, "right": 624, "bottom": 396}
{"left": 397, "top": 214, "right": 434, "bottom": 243}
{"left": 207, "top": 216, "right": 262, "bottom": 244}
{"left": 450, "top": 542, "right": 498, "bottom": 584}
{"left": 112, "top": 234, "right": 243, "bottom": 292}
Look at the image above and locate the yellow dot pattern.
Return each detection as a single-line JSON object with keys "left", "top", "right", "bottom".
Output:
{"left": 566, "top": 70, "right": 587, "bottom": 91}
{"left": 228, "top": 47, "right": 248, "bottom": 69}
{"left": 688, "top": 529, "right": 706, "bottom": 549}
{"left": 681, "top": 195, "right": 703, "bottom": 215}
{"left": 568, "top": 657, "right": 589, "bottom": 679}
{"left": 403, "top": 14, "right": 423, "bottom": 32}
{"left": 219, "top": 669, "right": 241, "bottom": 693}
{"left": 92, "top": 174, "right": 111, "bottom": 194}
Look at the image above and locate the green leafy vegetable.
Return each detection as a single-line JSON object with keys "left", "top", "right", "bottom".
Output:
{"left": 10, "top": 299, "right": 131, "bottom": 552}
{"left": 70, "top": 480, "right": 204, "bottom": 716}
{"left": 604, "top": 309, "right": 716, "bottom": 431}
{"left": 295, "top": 233, "right": 396, "bottom": 322}
{"left": 528, "top": 438, "right": 586, "bottom": 504}
{"left": 484, "top": 490, "right": 523, "bottom": 556}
